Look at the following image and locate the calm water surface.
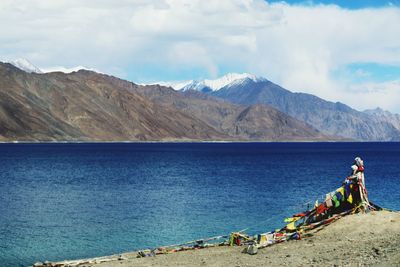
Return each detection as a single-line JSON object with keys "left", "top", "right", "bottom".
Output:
{"left": 0, "top": 142, "right": 399, "bottom": 266}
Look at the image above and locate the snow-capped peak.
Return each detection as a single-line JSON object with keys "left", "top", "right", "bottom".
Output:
{"left": 151, "top": 73, "right": 266, "bottom": 92}
{"left": 202, "top": 73, "right": 264, "bottom": 91}
{"left": 9, "top": 58, "right": 43, "bottom": 73}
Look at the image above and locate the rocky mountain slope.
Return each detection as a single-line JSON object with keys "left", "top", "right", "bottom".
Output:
{"left": 131, "top": 85, "right": 327, "bottom": 140}
{"left": 364, "top": 108, "right": 400, "bottom": 132}
{"left": 0, "top": 62, "right": 326, "bottom": 141}
{"left": 0, "top": 63, "right": 227, "bottom": 141}
{"left": 207, "top": 78, "right": 400, "bottom": 141}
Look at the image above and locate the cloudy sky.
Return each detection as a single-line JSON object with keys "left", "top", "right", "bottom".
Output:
{"left": 1, "top": 0, "right": 400, "bottom": 112}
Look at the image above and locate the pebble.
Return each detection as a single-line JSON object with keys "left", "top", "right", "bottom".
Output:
{"left": 372, "top": 247, "right": 381, "bottom": 255}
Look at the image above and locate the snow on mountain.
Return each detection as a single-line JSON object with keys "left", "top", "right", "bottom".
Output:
{"left": 6, "top": 58, "right": 98, "bottom": 74}
{"left": 9, "top": 58, "right": 43, "bottom": 73}
{"left": 41, "top": 66, "right": 98, "bottom": 74}
{"left": 152, "top": 73, "right": 266, "bottom": 92}
{"left": 148, "top": 80, "right": 194, "bottom": 90}
{"left": 202, "top": 73, "right": 265, "bottom": 91}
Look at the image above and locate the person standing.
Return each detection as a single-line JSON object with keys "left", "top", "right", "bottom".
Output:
{"left": 349, "top": 157, "right": 369, "bottom": 209}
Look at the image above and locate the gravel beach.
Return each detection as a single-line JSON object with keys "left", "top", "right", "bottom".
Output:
{"left": 84, "top": 210, "right": 400, "bottom": 267}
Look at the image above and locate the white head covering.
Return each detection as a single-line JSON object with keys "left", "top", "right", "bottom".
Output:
{"left": 354, "top": 157, "right": 364, "bottom": 167}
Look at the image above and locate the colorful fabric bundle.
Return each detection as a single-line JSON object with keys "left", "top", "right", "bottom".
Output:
{"left": 316, "top": 203, "right": 328, "bottom": 214}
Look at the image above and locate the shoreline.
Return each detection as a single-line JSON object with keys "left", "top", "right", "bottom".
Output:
{"left": 33, "top": 210, "right": 400, "bottom": 267}
{"left": 0, "top": 140, "right": 397, "bottom": 144}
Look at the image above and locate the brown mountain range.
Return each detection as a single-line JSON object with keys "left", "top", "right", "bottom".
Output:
{"left": 0, "top": 62, "right": 327, "bottom": 141}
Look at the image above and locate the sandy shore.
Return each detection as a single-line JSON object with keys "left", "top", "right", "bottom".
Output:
{"left": 68, "top": 210, "right": 397, "bottom": 267}
{"left": 38, "top": 210, "right": 399, "bottom": 267}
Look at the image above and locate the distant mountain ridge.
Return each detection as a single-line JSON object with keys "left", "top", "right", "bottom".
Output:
{"left": 157, "top": 74, "right": 400, "bottom": 141}
{"left": 3, "top": 61, "right": 399, "bottom": 141}
{"left": 213, "top": 79, "right": 400, "bottom": 140}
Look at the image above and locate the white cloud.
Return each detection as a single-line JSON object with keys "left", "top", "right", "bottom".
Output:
{"left": 340, "top": 80, "right": 400, "bottom": 112}
{"left": 167, "top": 42, "right": 219, "bottom": 77}
{"left": 1, "top": 0, "right": 400, "bottom": 112}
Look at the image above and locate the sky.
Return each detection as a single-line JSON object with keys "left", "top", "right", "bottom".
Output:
{"left": 1, "top": 0, "right": 400, "bottom": 113}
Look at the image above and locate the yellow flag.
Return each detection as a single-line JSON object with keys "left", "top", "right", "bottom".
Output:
{"left": 347, "top": 193, "right": 353, "bottom": 204}
{"left": 284, "top": 216, "right": 301, "bottom": 223}
{"left": 284, "top": 217, "right": 294, "bottom": 222}
{"left": 286, "top": 222, "right": 296, "bottom": 231}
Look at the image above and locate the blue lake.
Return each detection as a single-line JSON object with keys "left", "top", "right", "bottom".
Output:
{"left": 0, "top": 142, "right": 399, "bottom": 266}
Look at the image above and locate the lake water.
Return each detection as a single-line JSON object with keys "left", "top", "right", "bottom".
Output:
{"left": 0, "top": 142, "right": 399, "bottom": 266}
